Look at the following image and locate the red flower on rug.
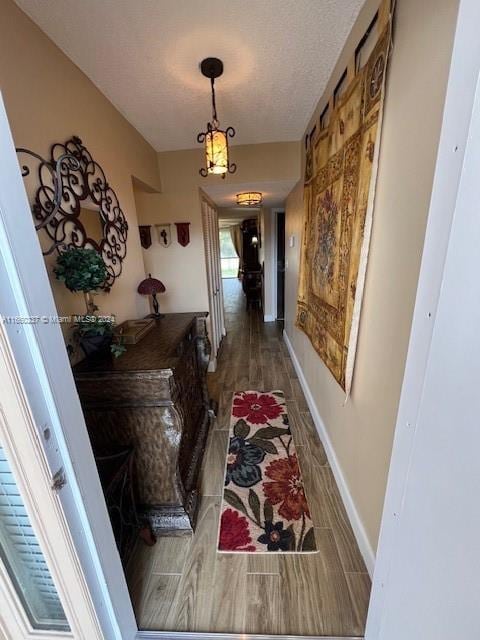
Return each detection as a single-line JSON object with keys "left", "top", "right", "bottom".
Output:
{"left": 263, "top": 454, "right": 310, "bottom": 521}
{"left": 218, "top": 508, "right": 255, "bottom": 551}
{"left": 232, "top": 392, "right": 283, "bottom": 425}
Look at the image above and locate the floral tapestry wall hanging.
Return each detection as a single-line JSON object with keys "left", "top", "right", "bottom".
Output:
{"left": 297, "top": 23, "right": 392, "bottom": 393}
{"left": 218, "top": 390, "right": 317, "bottom": 554}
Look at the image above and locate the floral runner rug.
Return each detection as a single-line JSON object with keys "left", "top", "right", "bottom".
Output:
{"left": 217, "top": 390, "right": 317, "bottom": 553}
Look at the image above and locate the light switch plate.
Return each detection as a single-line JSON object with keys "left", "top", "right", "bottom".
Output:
{"left": 289, "top": 235, "right": 295, "bottom": 248}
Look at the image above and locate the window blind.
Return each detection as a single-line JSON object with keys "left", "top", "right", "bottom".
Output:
{"left": 0, "top": 445, "right": 69, "bottom": 631}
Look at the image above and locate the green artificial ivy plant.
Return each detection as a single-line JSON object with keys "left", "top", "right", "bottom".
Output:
{"left": 53, "top": 247, "right": 107, "bottom": 292}
{"left": 54, "top": 248, "right": 126, "bottom": 358}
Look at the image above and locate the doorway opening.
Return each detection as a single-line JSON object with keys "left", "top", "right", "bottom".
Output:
{"left": 275, "top": 210, "right": 286, "bottom": 321}
{"left": 218, "top": 212, "right": 262, "bottom": 314}
{"left": 219, "top": 228, "right": 240, "bottom": 278}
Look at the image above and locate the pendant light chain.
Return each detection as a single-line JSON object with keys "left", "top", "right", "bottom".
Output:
{"left": 211, "top": 77, "right": 218, "bottom": 126}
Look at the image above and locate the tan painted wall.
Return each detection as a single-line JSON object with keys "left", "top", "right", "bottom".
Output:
{"left": 284, "top": 0, "right": 460, "bottom": 550}
{"left": 0, "top": 0, "right": 160, "bottom": 337}
{"left": 135, "top": 142, "right": 300, "bottom": 314}
{"left": 134, "top": 183, "right": 208, "bottom": 314}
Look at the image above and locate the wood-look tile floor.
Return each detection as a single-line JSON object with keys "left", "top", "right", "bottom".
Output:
{"left": 127, "top": 278, "right": 371, "bottom": 636}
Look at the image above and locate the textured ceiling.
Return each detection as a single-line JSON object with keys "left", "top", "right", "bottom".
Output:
{"left": 16, "top": 0, "right": 365, "bottom": 151}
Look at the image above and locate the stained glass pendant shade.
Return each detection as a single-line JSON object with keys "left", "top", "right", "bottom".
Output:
{"left": 197, "top": 58, "right": 236, "bottom": 178}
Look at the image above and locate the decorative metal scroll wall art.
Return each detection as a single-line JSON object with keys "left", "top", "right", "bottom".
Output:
{"left": 16, "top": 136, "right": 128, "bottom": 290}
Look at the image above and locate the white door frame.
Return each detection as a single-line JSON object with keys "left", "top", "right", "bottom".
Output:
{"left": 0, "top": 322, "right": 100, "bottom": 639}
{"left": 366, "top": 0, "right": 480, "bottom": 637}
{"left": 0, "top": 93, "right": 136, "bottom": 640}
{"left": 200, "top": 189, "right": 226, "bottom": 372}
{"left": 271, "top": 208, "right": 285, "bottom": 321}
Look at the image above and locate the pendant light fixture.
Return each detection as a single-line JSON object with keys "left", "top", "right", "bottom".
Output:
{"left": 197, "top": 57, "right": 236, "bottom": 178}
{"left": 236, "top": 192, "right": 263, "bottom": 207}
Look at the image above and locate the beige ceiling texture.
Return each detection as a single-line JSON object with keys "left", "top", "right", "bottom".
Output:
{"left": 16, "top": 0, "right": 365, "bottom": 153}
{"left": 204, "top": 179, "right": 297, "bottom": 210}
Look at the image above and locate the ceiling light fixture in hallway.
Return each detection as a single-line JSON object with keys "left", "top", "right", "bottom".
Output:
{"left": 236, "top": 191, "right": 263, "bottom": 206}
{"left": 197, "top": 57, "right": 236, "bottom": 179}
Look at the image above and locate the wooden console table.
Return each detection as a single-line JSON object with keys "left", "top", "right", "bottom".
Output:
{"left": 73, "top": 312, "right": 212, "bottom": 535}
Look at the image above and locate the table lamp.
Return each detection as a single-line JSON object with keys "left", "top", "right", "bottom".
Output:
{"left": 137, "top": 274, "right": 166, "bottom": 318}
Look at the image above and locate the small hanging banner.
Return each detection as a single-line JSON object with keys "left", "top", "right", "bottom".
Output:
{"left": 175, "top": 222, "right": 191, "bottom": 247}
{"left": 156, "top": 224, "right": 172, "bottom": 247}
{"left": 138, "top": 225, "right": 152, "bottom": 249}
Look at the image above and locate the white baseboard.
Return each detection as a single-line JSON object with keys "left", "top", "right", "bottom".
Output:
{"left": 283, "top": 329, "right": 375, "bottom": 577}
{"left": 263, "top": 314, "right": 275, "bottom": 322}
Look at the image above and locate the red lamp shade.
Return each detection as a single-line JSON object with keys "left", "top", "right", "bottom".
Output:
{"left": 137, "top": 274, "right": 166, "bottom": 318}
{"left": 137, "top": 274, "right": 166, "bottom": 295}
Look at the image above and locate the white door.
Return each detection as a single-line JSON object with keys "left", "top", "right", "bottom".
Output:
{"left": 0, "top": 323, "right": 98, "bottom": 639}
{"left": 211, "top": 202, "right": 226, "bottom": 344}
{"left": 366, "top": 0, "right": 480, "bottom": 637}
{"left": 200, "top": 192, "right": 225, "bottom": 368}
{"left": 0, "top": 94, "right": 136, "bottom": 639}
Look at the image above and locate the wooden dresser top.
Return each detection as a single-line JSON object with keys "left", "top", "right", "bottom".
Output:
{"left": 73, "top": 312, "right": 207, "bottom": 376}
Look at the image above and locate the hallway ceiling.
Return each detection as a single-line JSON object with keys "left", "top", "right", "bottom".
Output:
{"left": 218, "top": 211, "right": 258, "bottom": 228}
{"left": 204, "top": 179, "right": 297, "bottom": 209}
{"left": 16, "top": 0, "right": 365, "bottom": 152}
